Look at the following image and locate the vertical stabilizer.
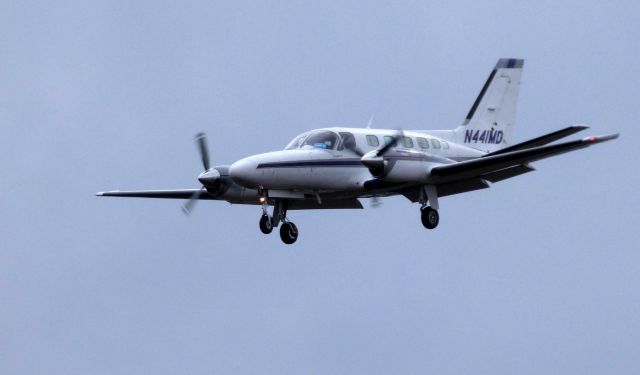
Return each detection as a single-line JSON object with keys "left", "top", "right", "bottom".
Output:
{"left": 453, "top": 58, "right": 524, "bottom": 153}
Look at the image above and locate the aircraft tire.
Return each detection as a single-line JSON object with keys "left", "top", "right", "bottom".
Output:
{"left": 259, "top": 214, "right": 273, "bottom": 234}
{"left": 279, "top": 222, "right": 298, "bottom": 244}
{"left": 421, "top": 207, "right": 439, "bottom": 229}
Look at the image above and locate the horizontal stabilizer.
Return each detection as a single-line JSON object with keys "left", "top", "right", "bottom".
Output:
{"left": 485, "top": 125, "right": 589, "bottom": 156}
{"left": 431, "top": 133, "right": 619, "bottom": 182}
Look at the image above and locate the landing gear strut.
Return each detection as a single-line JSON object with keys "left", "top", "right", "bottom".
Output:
{"left": 421, "top": 206, "right": 439, "bottom": 229}
{"left": 257, "top": 199, "right": 299, "bottom": 244}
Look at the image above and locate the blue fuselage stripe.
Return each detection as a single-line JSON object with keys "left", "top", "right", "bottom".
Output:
{"left": 256, "top": 154, "right": 446, "bottom": 169}
{"left": 257, "top": 160, "right": 363, "bottom": 169}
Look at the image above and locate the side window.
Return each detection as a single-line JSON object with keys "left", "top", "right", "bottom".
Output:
{"left": 338, "top": 132, "right": 356, "bottom": 151}
{"left": 383, "top": 135, "right": 394, "bottom": 145}
{"left": 417, "top": 137, "right": 429, "bottom": 150}
{"left": 366, "top": 135, "right": 379, "bottom": 147}
{"left": 431, "top": 138, "right": 441, "bottom": 149}
{"left": 441, "top": 140, "right": 450, "bottom": 150}
{"left": 400, "top": 136, "right": 414, "bottom": 148}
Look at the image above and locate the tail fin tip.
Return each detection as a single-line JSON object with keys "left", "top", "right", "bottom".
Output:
{"left": 495, "top": 58, "right": 525, "bottom": 69}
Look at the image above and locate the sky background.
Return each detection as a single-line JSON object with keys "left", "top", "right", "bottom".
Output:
{"left": 2, "top": 1, "right": 639, "bottom": 374}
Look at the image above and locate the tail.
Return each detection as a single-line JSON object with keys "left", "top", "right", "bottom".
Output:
{"left": 452, "top": 58, "right": 524, "bottom": 153}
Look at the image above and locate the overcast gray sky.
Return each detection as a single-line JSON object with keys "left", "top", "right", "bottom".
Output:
{"left": 2, "top": 1, "right": 639, "bottom": 374}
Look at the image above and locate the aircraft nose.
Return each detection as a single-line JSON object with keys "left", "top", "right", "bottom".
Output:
{"left": 229, "top": 157, "right": 260, "bottom": 188}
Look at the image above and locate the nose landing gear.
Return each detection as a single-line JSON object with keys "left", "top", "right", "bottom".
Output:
{"left": 279, "top": 222, "right": 298, "bottom": 244}
{"left": 259, "top": 214, "right": 273, "bottom": 234}
{"left": 258, "top": 200, "right": 299, "bottom": 244}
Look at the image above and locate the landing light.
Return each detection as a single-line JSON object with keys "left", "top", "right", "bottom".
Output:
{"left": 259, "top": 196, "right": 266, "bottom": 203}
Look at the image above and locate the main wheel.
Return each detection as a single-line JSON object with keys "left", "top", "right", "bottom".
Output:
{"left": 259, "top": 214, "right": 273, "bottom": 234}
{"left": 279, "top": 221, "right": 298, "bottom": 244}
{"left": 421, "top": 207, "right": 439, "bottom": 229}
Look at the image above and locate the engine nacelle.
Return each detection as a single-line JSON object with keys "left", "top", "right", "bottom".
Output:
{"left": 203, "top": 166, "right": 260, "bottom": 204}
{"left": 361, "top": 149, "right": 432, "bottom": 182}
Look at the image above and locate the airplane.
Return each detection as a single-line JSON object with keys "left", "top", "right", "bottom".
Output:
{"left": 97, "top": 58, "right": 618, "bottom": 244}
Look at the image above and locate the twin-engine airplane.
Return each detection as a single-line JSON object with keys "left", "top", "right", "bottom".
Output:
{"left": 97, "top": 58, "right": 618, "bottom": 244}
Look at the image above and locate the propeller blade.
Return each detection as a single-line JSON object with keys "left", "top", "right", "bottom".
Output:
{"left": 370, "top": 196, "right": 382, "bottom": 208}
{"left": 340, "top": 133, "right": 365, "bottom": 157}
{"left": 375, "top": 129, "right": 404, "bottom": 157}
{"left": 181, "top": 187, "right": 205, "bottom": 216}
{"left": 360, "top": 129, "right": 405, "bottom": 178}
{"left": 360, "top": 152, "right": 385, "bottom": 175}
{"left": 195, "top": 132, "right": 210, "bottom": 171}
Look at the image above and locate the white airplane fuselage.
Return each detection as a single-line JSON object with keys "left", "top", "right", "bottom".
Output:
{"left": 228, "top": 127, "right": 485, "bottom": 194}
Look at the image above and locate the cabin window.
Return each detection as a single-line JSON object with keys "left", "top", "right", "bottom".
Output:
{"left": 383, "top": 135, "right": 394, "bottom": 145}
{"left": 302, "top": 131, "right": 338, "bottom": 150}
{"left": 431, "top": 138, "right": 441, "bottom": 149}
{"left": 399, "top": 136, "right": 413, "bottom": 148}
{"left": 442, "top": 140, "right": 450, "bottom": 150}
{"left": 338, "top": 132, "right": 356, "bottom": 151}
{"left": 417, "top": 137, "right": 429, "bottom": 150}
{"left": 366, "top": 135, "right": 379, "bottom": 147}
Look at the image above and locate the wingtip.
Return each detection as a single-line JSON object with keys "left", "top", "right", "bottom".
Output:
{"left": 582, "top": 133, "right": 620, "bottom": 143}
{"left": 607, "top": 133, "right": 620, "bottom": 140}
{"left": 96, "top": 190, "right": 120, "bottom": 196}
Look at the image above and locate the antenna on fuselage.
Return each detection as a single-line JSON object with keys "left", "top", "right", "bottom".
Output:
{"left": 366, "top": 115, "right": 375, "bottom": 129}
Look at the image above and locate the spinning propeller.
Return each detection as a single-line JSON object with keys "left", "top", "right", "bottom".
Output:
{"left": 181, "top": 132, "right": 221, "bottom": 215}
{"left": 358, "top": 129, "right": 405, "bottom": 178}
{"left": 341, "top": 129, "right": 406, "bottom": 207}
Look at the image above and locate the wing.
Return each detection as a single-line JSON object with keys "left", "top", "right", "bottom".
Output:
{"left": 431, "top": 133, "right": 618, "bottom": 183}
{"left": 96, "top": 190, "right": 364, "bottom": 209}
{"left": 96, "top": 189, "right": 216, "bottom": 200}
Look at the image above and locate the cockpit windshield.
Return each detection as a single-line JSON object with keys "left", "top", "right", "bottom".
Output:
{"left": 284, "top": 133, "right": 308, "bottom": 150}
{"left": 284, "top": 131, "right": 339, "bottom": 150}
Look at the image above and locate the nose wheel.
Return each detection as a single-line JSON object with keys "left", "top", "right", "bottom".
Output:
{"left": 279, "top": 222, "right": 298, "bottom": 244}
{"left": 259, "top": 214, "right": 273, "bottom": 234}
{"left": 421, "top": 206, "right": 439, "bottom": 229}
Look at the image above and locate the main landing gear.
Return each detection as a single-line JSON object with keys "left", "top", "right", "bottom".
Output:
{"left": 259, "top": 200, "right": 299, "bottom": 244}
{"left": 421, "top": 205, "right": 439, "bottom": 229}
{"left": 420, "top": 185, "right": 439, "bottom": 229}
